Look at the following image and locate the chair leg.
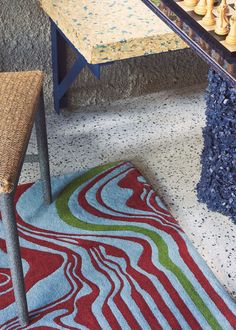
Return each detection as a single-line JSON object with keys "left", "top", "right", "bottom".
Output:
{"left": 35, "top": 91, "right": 52, "bottom": 204}
{"left": 0, "top": 193, "right": 29, "bottom": 326}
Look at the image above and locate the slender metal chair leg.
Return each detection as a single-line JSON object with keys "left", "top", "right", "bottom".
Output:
{"left": 35, "top": 91, "right": 52, "bottom": 204}
{"left": 0, "top": 193, "right": 29, "bottom": 326}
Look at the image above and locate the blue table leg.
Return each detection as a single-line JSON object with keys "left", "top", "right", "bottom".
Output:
{"left": 50, "top": 21, "right": 101, "bottom": 114}
{"left": 51, "top": 22, "right": 67, "bottom": 114}
{"left": 197, "top": 68, "right": 236, "bottom": 223}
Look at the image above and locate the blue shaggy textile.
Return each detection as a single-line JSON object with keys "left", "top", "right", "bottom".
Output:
{"left": 197, "top": 69, "right": 236, "bottom": 223}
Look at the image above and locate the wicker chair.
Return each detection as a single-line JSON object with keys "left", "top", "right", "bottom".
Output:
{"left": 0, "top": 71, "right": 52, "bottom": 326}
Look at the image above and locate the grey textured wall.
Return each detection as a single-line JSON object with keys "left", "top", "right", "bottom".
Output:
{"left": 0, "top": 0, "right": 208, "bottom": 111}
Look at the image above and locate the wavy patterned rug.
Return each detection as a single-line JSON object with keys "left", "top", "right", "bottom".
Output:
{"left": 0, "top": 162, "right": 236, "bottom": 329}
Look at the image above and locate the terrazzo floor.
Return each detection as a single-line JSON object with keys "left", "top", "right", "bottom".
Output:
{"left": 21, "top": 83, "right": 236, "bottom": 301}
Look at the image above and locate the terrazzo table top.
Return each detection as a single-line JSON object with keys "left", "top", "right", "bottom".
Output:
{"left": 40, "top": 0, "right": 187, "bottom": 64}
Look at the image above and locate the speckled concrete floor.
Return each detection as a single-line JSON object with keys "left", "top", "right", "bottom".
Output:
{"left": 21, "top": 84, "right": 236, "bottom": 301}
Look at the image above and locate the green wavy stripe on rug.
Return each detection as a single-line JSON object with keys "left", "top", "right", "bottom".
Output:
{"left": 56, "top": 162, "right": 221, "bottom": 330}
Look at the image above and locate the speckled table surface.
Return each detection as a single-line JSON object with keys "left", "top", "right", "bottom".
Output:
{"left": 40, "top": 0, "right": 186, "bottom": 64}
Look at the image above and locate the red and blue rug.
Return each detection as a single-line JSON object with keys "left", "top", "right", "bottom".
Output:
{"left": 0, "top": 162, "right": 236, "bottom": 329}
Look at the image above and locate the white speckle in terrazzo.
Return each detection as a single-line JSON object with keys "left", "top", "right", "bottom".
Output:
{"left": 21, "top": 83, "right": 236, "bottom": 301}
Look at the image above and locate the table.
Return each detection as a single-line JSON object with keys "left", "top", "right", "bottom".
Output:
{"left": 40, "top": 0, "right": 186, "bottom": 113}
{"left": 143, "top": 0, "right": 236, "bottom": 221}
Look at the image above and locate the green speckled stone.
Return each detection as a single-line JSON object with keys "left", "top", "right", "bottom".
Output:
{"left": 40, "top": 0, "right": 186, "bottom": 64}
